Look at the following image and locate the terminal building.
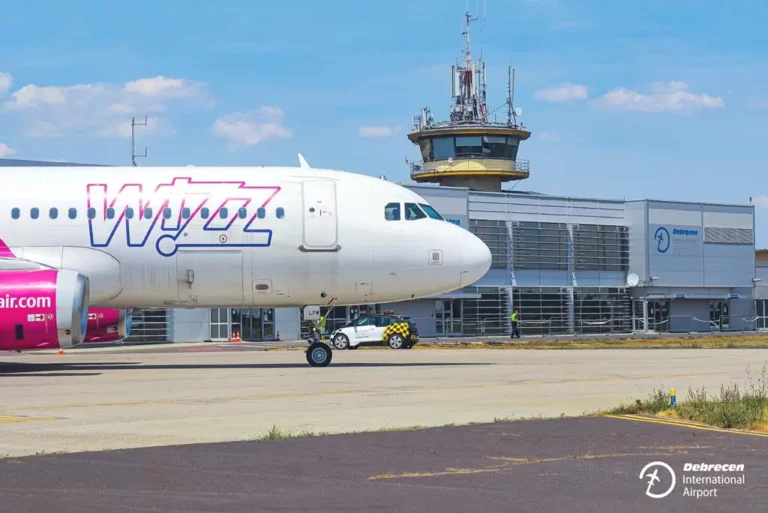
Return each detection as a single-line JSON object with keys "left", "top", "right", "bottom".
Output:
{"left": 2, "top": 12, "right": 765, "bottom": 341}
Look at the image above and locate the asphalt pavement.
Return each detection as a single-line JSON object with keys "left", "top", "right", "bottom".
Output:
{"left": 1, "top": 416, "right": 765, "bottom": 513}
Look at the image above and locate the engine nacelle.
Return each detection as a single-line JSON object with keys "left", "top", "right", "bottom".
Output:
{"left": 84, "top": 308, "right": 132, "bottom": 343}
{"left": 0, "top": 269, "right": 89, "bottom": 350}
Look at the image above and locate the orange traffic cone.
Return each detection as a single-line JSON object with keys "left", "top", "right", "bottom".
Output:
{"left": 231, "top": 330, "right": 241, "bottom": 343}
{"left": 58, "top": 348, "right": 65, "bottom": 355}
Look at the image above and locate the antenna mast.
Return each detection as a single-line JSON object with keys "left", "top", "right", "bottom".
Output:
{"left": 451, "top": 5, "right": 487, "bottom": 124}
{"left": 131, "top": 116, "right": 148, "bottom": 167}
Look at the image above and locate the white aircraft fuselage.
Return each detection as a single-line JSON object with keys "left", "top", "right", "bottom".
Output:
{"left": 0, "top": 165, "right": 492, "bottom": 311}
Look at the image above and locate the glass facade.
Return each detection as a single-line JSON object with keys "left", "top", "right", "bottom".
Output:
{"left": 512, "top": 222, "right": 569, "bottom": 270}
{"left": 458, "top": 286, "right": 632, "bottom": 337}
{"left": 419, "top": 135, "right": 520, "bottom": 161}
{"left": 124, "top": 308, "right": 168, "bottom": 342}
{"left": 209, "top": 308, "right": 276, "bottom": 341}
{"left": 468, "top": 220, "right": 630, "bottom": 273}
{"left": 573, "top": 224, "right": 630, "bottom": 271}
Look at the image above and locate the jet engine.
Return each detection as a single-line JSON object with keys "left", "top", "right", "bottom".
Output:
{"left": 0, "top": 269, "right": 89, "bottom": 351}
{"left": 84, "top": 308, "right": 132, "bottom": 343}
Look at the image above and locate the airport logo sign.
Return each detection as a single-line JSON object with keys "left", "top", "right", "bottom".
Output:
{"left": 87, "top": 178, "right": 281, "bottom": 257}
{"left": 639, "top": 460, "right": 747, "bottom": 500}
{"left": 654, "top": 226, "right": 701, "bottom": 254}
{"left": 654, "top": 227, "right": 671, "bottom": 253}
{"left": 640, "top": 461, "right": 676, "bottom": 499}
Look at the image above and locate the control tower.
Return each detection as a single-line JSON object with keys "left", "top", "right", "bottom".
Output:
{"left": 407, "top": 11, "right": 531, "bottom": 192}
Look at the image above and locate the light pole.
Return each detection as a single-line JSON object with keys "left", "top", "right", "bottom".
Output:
{"left": 642, "top": 276, "right": 660, "bottom": 333}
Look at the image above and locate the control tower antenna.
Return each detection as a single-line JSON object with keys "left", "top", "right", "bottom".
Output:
{"left": 407, "top": 5, "right": 531, "bottom": 192}
{"left": 507, "top": 67, "right": 516, "bottom": 125}
{"left": 131, "top": 116, "right": 148, "bottom": 167}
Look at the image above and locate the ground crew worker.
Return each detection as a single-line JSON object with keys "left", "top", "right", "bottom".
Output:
{"left": 510, "top": 309, "right": 520, "bottom": 339}
{"left": 317, "top": 315, "right": 327, "bottom": 341}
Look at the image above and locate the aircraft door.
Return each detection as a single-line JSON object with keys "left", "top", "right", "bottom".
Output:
{"left": 300, "top": 180, "right": 340, "bottom": 252}
{"left": 177, "top": 250, "right": 245, "bottom": 305}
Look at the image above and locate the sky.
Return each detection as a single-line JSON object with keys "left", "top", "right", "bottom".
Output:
{"left": 0, "top": 0, "right": 767, "bottom": 246}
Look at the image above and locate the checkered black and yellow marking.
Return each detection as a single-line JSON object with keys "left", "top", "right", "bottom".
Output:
{"left": 381, "top": 322, "right": 411, "bottom": 341}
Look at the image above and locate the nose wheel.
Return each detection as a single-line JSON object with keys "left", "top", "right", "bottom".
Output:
{"left": 306, "top": 342, "right": 333, "bottom": 367}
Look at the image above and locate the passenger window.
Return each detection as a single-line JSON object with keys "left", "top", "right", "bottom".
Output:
{"left": 375, "top": 317, "right": 390, "bottom": 327}
{"left": 276, "top": 207, "right": 285, "bottom": 219}
{"left": 49, "top": 208, "right": 58, "bottom": 219}
{"left": 419, "top": 203, "right": 444, "bottom": 220}
{"left": 238, "top": 208, "right": 247, "bottom": 219}
{"left": 30, "top": 208, "right": 39, "bottom": 219}
{"left": 125, "top": 208, "right": 134, "bottom": 219}
{"left": 404, "top": 202, "right": 427, "bottom": 220}
{"left": 68, "top": 208, "right": 77, "bottom": 219}
{"left": 219, "top": 207, "right": 228, "bottom": 219}
{"left": 182, "top": 207, "right": 191, "bottom": 219}
{"left": 11, "top": 208, "right": 19, "bottom": 219}
{"left": 201, "top": 208, "right": 209, "bottom": 219}
{"left": 163, "top": 207, "right": 172, "bottom": 219}
{"left": 385, "top": 202, "right": 401, "bottom": 221}
{"left": 87, "top": 208, "right": 96, "bottom": 219}
{"left": 106, "top": 207, "right": 115, "bottom": 219}
{"left": 257, "top": 207, "right": 265, "bottom": 219}
{"left": 143, "top": 208, "right": 153, "bottom": 220}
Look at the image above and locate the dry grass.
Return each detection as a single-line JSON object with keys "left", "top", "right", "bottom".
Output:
{"left": 411, "top": 335, "right": 768, "bottom": 351}
{"left": 606, "top": 364, "right": 768, "bottom": 431}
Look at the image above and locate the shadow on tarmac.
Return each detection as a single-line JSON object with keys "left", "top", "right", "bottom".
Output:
{"left": 0, "top": 361, "right": 494, "bottom": 376}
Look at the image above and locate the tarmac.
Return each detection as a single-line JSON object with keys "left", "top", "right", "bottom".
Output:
{"left": 1, "top": 416, "right": 765, "bottom": 512}
{"left": 0, "top": 344, "right": 766, "bottom": 459}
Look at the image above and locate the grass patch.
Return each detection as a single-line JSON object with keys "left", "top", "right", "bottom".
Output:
{"left": 252, "top": 424, "right": 329, "bottom": 441}
{"left": 606, "top": 364, "right": 768, "bottom": 430}
{"left": 414, "top": 334, "right": 768, "bottom": 351}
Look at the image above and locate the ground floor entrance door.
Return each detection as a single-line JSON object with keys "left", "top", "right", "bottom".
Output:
{"left": 435, "top": 299, "right": 462, "bottom": 335}
{"left": 240, "top": 308, "right": 276, "bottom": 341}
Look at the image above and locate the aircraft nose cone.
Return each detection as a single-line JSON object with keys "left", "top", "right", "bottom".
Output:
{"left": 460, "top": 231, "right": 492, "bottom": 286}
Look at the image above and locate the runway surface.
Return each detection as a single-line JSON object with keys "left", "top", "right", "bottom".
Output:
{"left": 1, "top": 416, "right": 765, "bottom": 513}
{"left": 1, "top": 346, "right": 765, "bottom": 457}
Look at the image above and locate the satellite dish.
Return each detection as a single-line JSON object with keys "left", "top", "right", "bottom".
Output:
{"left": 514, "top": 107, "right": 523, "bottom": 117}
{"left": 627, "top": 273, "right": 640, "bottom": 287}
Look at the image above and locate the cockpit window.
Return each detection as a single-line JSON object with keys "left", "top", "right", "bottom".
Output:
{"left": 385, "top": 202, "right": 401, "bottom": 221}
{"left": 419, "top": 203, "right": 444, "bottom": 220}
{"left": 404, "top": 202, "right": 427, "bottom": 220}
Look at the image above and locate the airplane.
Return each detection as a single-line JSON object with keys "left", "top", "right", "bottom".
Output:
{"left": 0, "top": 155, "right": 492, "bottom": 367}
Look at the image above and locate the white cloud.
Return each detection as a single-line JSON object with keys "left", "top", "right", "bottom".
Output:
{"left": 123, "top": 76, "right": 204, "bottom": 99}
{"left": 534, "top": 83, "right": 588, "bottom": 103}
{"left": 2, "top": 75, "right": 210, "bottom": 138}
{"left": 0, "top": 143, "right": 15, "bottom": 158}
{"left": 0, "top": 73, "right": 12, "bottom": 95}
{"left": 212, "top": 107, "right": 292, "bottom": 149}
{"left": 753, "top": 195, "right": 768, "bottom": 209}
{"left": 539, "top": 131, "right": 561, "bottom": 143}
{"left": 359, "top": 126, "right": 400, "bottom": 138}
{"left": 593, "top": 81, "right": 724, "bottom": 113}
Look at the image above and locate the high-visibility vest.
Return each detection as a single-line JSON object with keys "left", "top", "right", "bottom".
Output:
{"left": 510, "top": 313, "right": 518, "bottom": 322}
{"left": 318, "top": 316, "right": 326, "bottom": 330}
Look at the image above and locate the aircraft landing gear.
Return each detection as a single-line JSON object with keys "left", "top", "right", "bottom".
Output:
{"left": 306, "top": 342, "right": 333, "bottom": 367}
